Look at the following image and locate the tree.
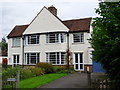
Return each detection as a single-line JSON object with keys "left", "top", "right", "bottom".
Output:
{"left": 0, "top": 37, "right": 8, "bottom": 51}
{"left": 90, "top": 2, "right": 120, "bottom": 84}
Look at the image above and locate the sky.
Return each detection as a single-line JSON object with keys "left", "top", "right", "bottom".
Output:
{"left": 0, "top": 0, "right": 100, "bottom": 41}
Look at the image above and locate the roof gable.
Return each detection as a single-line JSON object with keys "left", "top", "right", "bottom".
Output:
{"left": 23, "top": 7, "right": 69, "bottom": 35}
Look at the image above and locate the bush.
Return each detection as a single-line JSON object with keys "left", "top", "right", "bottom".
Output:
{"left": 36, "top": 62, "right": 54, "bottom": 73}
{"left": 20, "top": 68, "right": 35, "bottom": 80}
{"left": 53, "top": 66, "right": 66, "bottom": 73}
{"left": 32, "top": 67, "right": 45, "bottom": 76}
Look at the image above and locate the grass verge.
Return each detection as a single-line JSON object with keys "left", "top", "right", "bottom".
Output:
{"left": 20, "top": 73, "right": 67, "bottom": 88}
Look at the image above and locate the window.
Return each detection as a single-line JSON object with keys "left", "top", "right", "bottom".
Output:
{"left": 73, "top": 33, "right": 84, "bottom": 43}
{"left": 12, "top": 38, "right": 21, "bottom": 46}
{"left": 24, "top": 53, "right": 40, "bottom": 64}
{"left": 46, "top": 52, "right": 65, "bottom": 65}
{"left": 46, "top": 33, "right": 66, "bottom": 43}
{"left": 13, "top": 55, "right": 19, "bottom": 67}
{"left": 25, "top": 35, "right": 39, "bottom": 45}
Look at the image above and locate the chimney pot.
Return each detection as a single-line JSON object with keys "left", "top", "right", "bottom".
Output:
{"left": 48, "top": 5, "right": 57, "bottom": 16}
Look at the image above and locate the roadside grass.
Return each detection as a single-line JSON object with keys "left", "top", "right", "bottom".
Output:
{"left": 20, "top": 73, "right": 67, "bottom": 88}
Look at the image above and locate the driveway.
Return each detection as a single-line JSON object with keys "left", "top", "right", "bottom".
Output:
{"left": 39, "top": 72, "right": 89, "bottom": 88}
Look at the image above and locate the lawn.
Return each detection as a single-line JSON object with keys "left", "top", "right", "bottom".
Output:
{"left": 20, "top": 73, "right": 67, "bottom": 88}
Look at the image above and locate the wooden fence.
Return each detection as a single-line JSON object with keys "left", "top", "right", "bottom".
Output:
{"left": 2, "top": 70, "right": 20, "bottom": 89}
{"left": 91, "top": 79, "right": 120, "bottom": 90}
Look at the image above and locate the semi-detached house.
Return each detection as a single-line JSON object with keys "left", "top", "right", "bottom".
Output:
{"left": 7, "top": 6, "right": 93, "bottom": 72}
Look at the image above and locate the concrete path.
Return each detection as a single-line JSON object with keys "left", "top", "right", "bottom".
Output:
{"left": 39, "top": 72, "right": 89, "bottom": 88}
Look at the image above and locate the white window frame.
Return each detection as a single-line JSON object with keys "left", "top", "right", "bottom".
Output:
{"left": 73, "top": 33, "right": 84, "bottom": 43}
{"left": 13, "top": 54, "right": 20, "bottom": 66}
{"left": 25, "top": 35, "right": 40, "bottom": 45}
{"left": 24, "top": 53, "right": 40, "bottom": 65}
{"left": 46, "top": 33, "right": 66, "bottom": 44}
{"left": 74, "top": 53, "right": 84, "bottom": 71}
{"left": 12, "top": 37, "right": 21, "bottom": 46}
{"left": 46, "top": 52, "right": 65, "bottom": 65}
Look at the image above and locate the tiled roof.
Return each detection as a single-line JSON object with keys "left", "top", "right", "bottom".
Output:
{"left": 7, "top": 18, "right": 92, "bottom": 38}
{"left": 62, "top": 18, "right": 92, "bottom": 32}
{"left": 7, "top": 25, "right": 29, "bottom": 38}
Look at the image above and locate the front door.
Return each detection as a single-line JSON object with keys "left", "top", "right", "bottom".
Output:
{"left": 13, "top": 55, "right": 19, "bottom": 67}
{"left": 74, "top": 53, "right": 84, "bottom": 71}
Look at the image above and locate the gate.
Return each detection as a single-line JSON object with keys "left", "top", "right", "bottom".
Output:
{"left": 2, "top": 70, "right": 20, "bottom": 89}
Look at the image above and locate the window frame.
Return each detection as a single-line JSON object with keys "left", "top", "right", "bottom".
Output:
{"left": 25, "top": 35, "right": 40, "bottom": 45}
{"left": 46, "top": 33, "right": 66, "bottom": 44}
{"left": 24, "top": 52, "right": 40, "bottom": 65}
{"left": 46, "top": 52, "right": 66, "bottom": 65}
{"left": 73, "top": 33, "right": 84, "bottom": 43}
{"left": 12, "top": 37, "right": 21, "bottom": 47}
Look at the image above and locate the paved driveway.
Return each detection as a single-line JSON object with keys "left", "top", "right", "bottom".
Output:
{"left": 39, "top": 72, "right": 89, "bottom": 88}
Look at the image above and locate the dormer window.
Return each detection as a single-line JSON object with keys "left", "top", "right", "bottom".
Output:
{"left": 73, "top": 33, "right": 84, "bottom": 43}
{"left": 25, "top": 35, "right": 39, "bottom": 45}
{"left": 46, "top": 33, "right": 66, "bottom": 43}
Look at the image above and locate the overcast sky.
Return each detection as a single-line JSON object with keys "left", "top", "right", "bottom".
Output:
{"left": 0, "top": 0, "right": 100, "bottom": 41}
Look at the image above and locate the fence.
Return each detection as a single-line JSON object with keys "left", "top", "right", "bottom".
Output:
{"left": 91, "top": 78, "right": 120, "bottom": 90}
{"left": 2, "top": 70, "right": 20, "bottom": 89}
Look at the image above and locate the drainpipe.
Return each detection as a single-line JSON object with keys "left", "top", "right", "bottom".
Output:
{"left": 66, "top": 32, "right": 70, "bottom": 70}
{"left": 22, "top": 36, "right": 24, "bottom": 67}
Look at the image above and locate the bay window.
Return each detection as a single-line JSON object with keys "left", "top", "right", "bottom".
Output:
{"left": 24, "top": 53, "right": 40, "bottom": 64}
{"left": 46, "top": 33, "right": 66, "bottom": 43}
{"left": 46, "top": 52, "right": 65, "bottom": 65}
{"left": 25, "top": 35, "right": 39, "bottom": 45}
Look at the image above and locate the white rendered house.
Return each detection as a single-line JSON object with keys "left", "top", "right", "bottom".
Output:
{"left": 7, "top": 6, "right": 93, "bottom": 71}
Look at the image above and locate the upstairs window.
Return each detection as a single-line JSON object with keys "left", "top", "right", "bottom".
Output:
{"left": 12, "top": 38, "right": 21, "bottom": 46}
{"left": 46, "top": 33, "right": 66, "bottom": 43}
{"left": 25, "top": 35, "right": 39, "bottom": 45}
{"left": 73, "top": 33, "right": 84, "bottom": 43}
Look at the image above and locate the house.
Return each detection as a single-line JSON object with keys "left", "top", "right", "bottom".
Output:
{"left": 7, "top": 6, "right": 93, "bottom": 72}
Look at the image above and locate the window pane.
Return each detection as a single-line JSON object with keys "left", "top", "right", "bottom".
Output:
{"left": 75, "top": 54, "right": 78, "bottom": 63}
{"left": 80, "top": 64, "right": 83, "bottom": 69}
{"left": 31, "top": 53, "right": 36, "bottom": 64}
{"left": 80, "top": 53, "right": 83, "bottom": 63}
{"left": 61, "top": 52, "right": 65, "bottom": 64}
{"left": 57, "top": 52, "right": 59, "bottom": 64}
{"left": 17, "top": 55, "right": 19, "bottom": 63}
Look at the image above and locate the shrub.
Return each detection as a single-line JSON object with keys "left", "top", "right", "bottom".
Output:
{"left": 20, "top": 68, "right": 35, "bottom": 80}
{"left": 53, "top": 66, "right": 66, "bottom": 73}
{"left": 32, "top": 67, "right": 45, "bottom": 76}
{"left": 36, "top": 62, "right": 54, "bottom": 73}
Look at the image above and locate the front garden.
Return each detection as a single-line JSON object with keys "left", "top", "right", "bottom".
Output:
{"left": 2, "top": 62, "right": 74, "bottom": 88}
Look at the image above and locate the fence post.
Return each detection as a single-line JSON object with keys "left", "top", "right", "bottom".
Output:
{"left": 87, "top": 72, "right": 91, "bottom": 88}
{"left": 16, "top": 70, "right": 20, "bottom": 88}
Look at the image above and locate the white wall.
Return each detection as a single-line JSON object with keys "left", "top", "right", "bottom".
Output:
{"left": 8, "top": 38, "right": 23, "bottom": 65}
{"left": 23, "top": 7, "right": 69, "bottom": 35}
{"left": 69, "top": 32, "right": 92, "bottom": 65}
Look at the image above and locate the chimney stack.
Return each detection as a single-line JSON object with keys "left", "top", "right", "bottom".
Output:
{"left": 48, "top": 5, "right": 57, "bottom": 16}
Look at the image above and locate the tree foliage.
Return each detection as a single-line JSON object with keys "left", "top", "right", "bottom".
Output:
{"left": 0, "top": 37, "right": 8, "bottom": 51}
{"left": 90, "top": 2, "right": 120, "bottom": 82}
